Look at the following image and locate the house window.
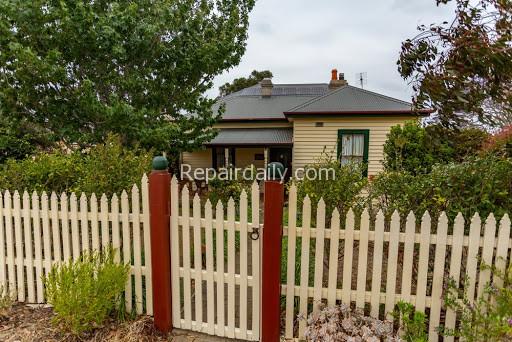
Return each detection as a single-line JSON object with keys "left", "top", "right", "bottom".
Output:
{"left": 337, "top": 129, "right": 369, "bottom": 176}
{"left": 212, "top": 147, "right": 235, "bottom": 169}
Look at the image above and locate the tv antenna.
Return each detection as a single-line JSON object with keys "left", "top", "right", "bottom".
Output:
{"left": 355, "top": 72, "right": 367, "bottom": 89}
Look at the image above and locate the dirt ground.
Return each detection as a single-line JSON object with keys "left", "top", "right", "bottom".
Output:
{"left": 0, "top": 303, "right": 236, "bottom": 342}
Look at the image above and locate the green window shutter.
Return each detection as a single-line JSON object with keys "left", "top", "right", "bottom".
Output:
{"left": 337, "top": 129, "right": 370, "bottom": 177}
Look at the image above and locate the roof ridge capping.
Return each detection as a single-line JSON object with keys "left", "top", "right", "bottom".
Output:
{"left": 285, "top": 85, "right": 433, "bottom": 114}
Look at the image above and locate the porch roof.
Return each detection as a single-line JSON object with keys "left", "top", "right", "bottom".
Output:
{"left": 205, "top": 128, "right": 293, "bottom": 146}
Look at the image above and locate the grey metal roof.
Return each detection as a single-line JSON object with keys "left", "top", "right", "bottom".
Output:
{"left": 286, "top": 85, "right": 414, "bottom": 113}
{"left": 214, "top": 84, "right": 329, "bottom": 120}
{"left": 205, "top": 128, "right": 293, "bottom": 146}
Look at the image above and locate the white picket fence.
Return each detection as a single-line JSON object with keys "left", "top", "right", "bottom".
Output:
{"left": 281, "top": 183, "right": 512, "bottom": 341}
{"left": 170, "top": 177, "right": 261, "bottom": 340}
{"left": 0, "top": 176, "right": 153, "bottom": 315}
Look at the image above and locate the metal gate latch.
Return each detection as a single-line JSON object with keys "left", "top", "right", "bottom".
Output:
{"left": 249, "top": 227, "right": 260, "bottom": 240}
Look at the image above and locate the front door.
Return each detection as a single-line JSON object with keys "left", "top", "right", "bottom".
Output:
{"left": 269, "top": 147, "right": 292, "bottom": 181}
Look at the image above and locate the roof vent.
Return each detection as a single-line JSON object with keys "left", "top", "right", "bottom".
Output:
{"left": 260, "top": 78, "right": 273, "bottom": 97}
{"left": 329, "top": 68, "right": 348, "bottom": 89}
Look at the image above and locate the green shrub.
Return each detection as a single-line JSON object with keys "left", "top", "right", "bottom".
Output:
{"left": 392, "top": 301, "right": 428, "bottom": 342}
{"left": 0, "top": 135, "right": 152, "bottom": 196}
{"left": 369, "top": 155, "right": 512, "bottom": 220}
{"left": 441, "top": 262, "right": 512, "bottom": 341}
{"left": 207, "top": 166, "right": 255, "bottom": 205}
{"left": 293, "top": 153, "right": 368, "bottom": 218}
{"left": 44, "top": 249, "right": 129, "bottom": 334}
{"left": 384, "top": 121, "right": 489, "bottom": 175}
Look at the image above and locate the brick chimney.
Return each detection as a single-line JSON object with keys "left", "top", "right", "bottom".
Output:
{"left": 329, "top": 68, "right": 348, "bottom": 89}
{"left": 260, "top": 78, "right": 273, "bottom": 97}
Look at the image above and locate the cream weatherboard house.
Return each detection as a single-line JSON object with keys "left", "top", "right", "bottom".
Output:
{"left": 182, "top": 69, "right": 431, "bottom": 178}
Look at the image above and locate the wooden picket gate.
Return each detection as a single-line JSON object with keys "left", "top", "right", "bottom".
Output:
{"left": 169, "top": 177, "right": 261, "bottom": 340}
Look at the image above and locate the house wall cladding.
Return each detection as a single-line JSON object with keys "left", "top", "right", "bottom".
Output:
{"left": 291, "top": 116, "right": 413, "bottom": 175}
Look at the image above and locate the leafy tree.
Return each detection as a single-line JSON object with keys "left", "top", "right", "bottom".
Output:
{"left": 384, "top": 121, "right": 489, "bottom": 175}
{"left": 0, "top": 113, "right": 54, "bottom": 163}
{"left": 0, "top": 0, "right": 255, "bottom": 157}
{"left": 398, "top": 0, "right": 512, "bottom": 128}
{"left": 218, "top": 70, "right": 273, "bottom": 97}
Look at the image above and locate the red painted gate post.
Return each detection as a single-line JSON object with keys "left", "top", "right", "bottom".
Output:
{"left": 261, "top": 162, "right": 285, "bottom": 342}
{"left": 149, "top": 156, "right": 173, "bottom": 333}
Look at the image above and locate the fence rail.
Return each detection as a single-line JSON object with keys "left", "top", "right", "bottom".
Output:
{"left": 281, "top": 183, "right": 511, "bottom": 342}
{"left": 0, "top": 176, "right": 153, "bottom": 315}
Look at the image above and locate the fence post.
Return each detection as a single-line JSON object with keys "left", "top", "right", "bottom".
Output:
{"left": 149, "top": 156, "right": 173, "bottom": 332}
{"left": 261, "top": 162, "right": 285, "bottom": 342}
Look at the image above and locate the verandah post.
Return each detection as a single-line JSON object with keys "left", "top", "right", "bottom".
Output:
{"left": 261, "top": 162, "right": 285, "bottom": 342}
{"left": 149, "top": 156, "right": 173, "bottom": 332}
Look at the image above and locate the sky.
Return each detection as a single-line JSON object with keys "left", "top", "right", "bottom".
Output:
{"left": 208, "top": 0, "right": 456, "bottom": 102}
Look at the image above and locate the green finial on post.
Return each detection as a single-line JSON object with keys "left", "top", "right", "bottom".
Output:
{"left": 152, "top": 156, "right": 168, "bottom": 171}
{"left": 267, "top": 161, "right": 284, "bottom": 181}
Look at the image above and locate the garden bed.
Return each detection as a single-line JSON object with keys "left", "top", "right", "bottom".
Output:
{"left": 0, "top": 303, "right": 176, "bottom": 342}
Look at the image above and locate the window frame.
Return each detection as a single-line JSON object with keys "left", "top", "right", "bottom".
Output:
{"left": 337, "top": 129, "right": 370, "bottom": 176}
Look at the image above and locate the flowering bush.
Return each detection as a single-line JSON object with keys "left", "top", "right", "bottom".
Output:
{"left": 482, "top": 125, "right": 512, "bottom": 158}
{"left": 304, "top": 304, "right": 401, "bottom": 342}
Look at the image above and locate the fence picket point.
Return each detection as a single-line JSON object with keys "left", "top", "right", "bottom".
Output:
{"left": 100, "top": 194, "right": 109, "bottom": 249}
{"left": 444, "top": 213, "right": 465, "bottom": 341}
{"left": 227, "top": 197, "right": 236, "bottom": 338}
{"left": 370, "top": 210, "right": 385, "bottom": 318}
{"left": 239, "top": 190, "right": 248, "bottom": 339}
{"left": 429, "top": 212, "right": 448, "bottom": 341}
{"left": 415, "top": 211, "right": 430, "bottom": 312}
{"left": 312, "top": 198, "right": 326, "bottom": 313}
{"left": 141, "top": 174, "right": 153, "bottom": 315}
{"left": 215, "top": 200, "right": 225, "bottom": 337}
{"left": 342, "top": 208, "right": 355, "bottom": 305}
{"left": 170, "top": 176, "right": 181, "bottom": 328}
{"left": 121, "top": 190, "right": 132, "bottom": 312}
{"left": 192, "top": 193, "right": 203, "bottom": 329}
{"left": 298, "top": 195, "right": 311, "bottom": 337}
{"left": 285, "top": 183, "right": 298, "bottom": 338}
{"left": 466, "top": 213, "right": 482, "bottom": 304}
{"left": 250, "top": 181, "right": 260, "bottom": 341}
{"left": 79, "top": 193, "right": 89, "bottom": 252}
{"left": 495, "top": 214, "right": 511, "bottom": 289}
{"left": 69, "top": 193, "right": 80, "bottom": 261}
{"left": 384, "top": 210, "right": 400, "bottom": 316}
{"left": 14, "top": 191, "right": 24, "bottom": 301}
{"left": 31, "top": 192, "right": 43, "bottom": 303}
{"left": 90, "top": 193, "right": 99, "bottom": 252}
{"left": 60, "top": 193, "right": 71, "bottom": 263}
{"left": 181, "top": 185, "right": 192, "bottom": 329}
{"left": 4, "top": 191, "right": 15, "bottom": 293}
{"left": 41, "top": 193, "right": 51, "bottom": 283}
{"left": 355, "top": 209, "right": 370, "bottom": 309}
{"left": 327, "top": 208, "right": 340, "bottom": 307}
{"left": 478, "top": 214, "right": 496, "bottom": 298}
{"left": 22, "top": 191, "right": 35, "bottom": 302}
{"left": 204, "top": 200, "right": 215, "bottom": 335}
{"left": 401, "top": 211, "right": 415, "bottom": 304}
{"left": 131, "top": 185, "right": 143, "bottom": 314}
